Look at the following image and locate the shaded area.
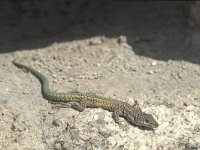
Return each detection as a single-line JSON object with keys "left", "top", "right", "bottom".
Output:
{"left": 0, "top": 0, "right": 199, "bottom": 64}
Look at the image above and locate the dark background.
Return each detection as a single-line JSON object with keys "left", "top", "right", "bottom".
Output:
{"left": 0, "top": 0, "right": 199, "bottom": 64}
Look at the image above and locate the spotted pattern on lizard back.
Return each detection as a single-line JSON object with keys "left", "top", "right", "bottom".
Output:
{"left": 13, "top": 61, "right": 159, "bottom": 129}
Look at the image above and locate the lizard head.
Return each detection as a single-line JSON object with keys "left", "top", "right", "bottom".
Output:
{"left": 126, "top": 111, "right": 159, "bottom": 129}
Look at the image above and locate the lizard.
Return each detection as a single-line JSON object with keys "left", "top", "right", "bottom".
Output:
{"left": 13, "top": 61, "right": 159, "bottom": 129}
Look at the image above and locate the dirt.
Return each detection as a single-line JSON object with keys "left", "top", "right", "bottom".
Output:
{"left": 0, "top": 1, "right": 199, "bottom": 150}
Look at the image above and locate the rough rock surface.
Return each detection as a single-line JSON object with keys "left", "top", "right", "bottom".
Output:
{"left": 0, "top": 1, "right": 200, "bottom": 150}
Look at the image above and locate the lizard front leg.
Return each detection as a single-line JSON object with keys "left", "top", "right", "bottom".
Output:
{"left": 112, "top": 110, "right": 120, "bottom": 125}
{"left": 113, "top": 110, "right": 127, "bottom": 129}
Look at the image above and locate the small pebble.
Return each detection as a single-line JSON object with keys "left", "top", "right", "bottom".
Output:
{"left": 88, "top": 38, "right": 102, "bottom": 45}
{"left": 118, "top": 35, "right": 127, "bottom": 44}
{"left": 22, "top": 89, "right": 29, "bottom": 94}
{"left": 99, "top": 128, "right": 111, "bottom": 138}
{"left": 68, "top": 77, "right": 74, "bottom": 82}
{"left": 52, "top": 119, "right": 60, "bottom": 127}
{"left": 96, "top": 63, "right": 101, "bottom": 67}
{"left": 151, "top": 61, "right": 157, "bottom": 66}
{"left": 147, "top": 70, "right": 154, "bottom": 74}
{"left": 93, "top": 114, "right": 99, "bottom": 120}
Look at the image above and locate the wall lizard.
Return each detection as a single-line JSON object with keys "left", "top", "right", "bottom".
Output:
{"left": 13, "top": 61, "right": 159, "bottom": 129}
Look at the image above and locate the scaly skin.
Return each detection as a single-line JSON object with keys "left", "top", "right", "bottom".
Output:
{"left": 13, "top": 61, "right": 159, "bottom": 129}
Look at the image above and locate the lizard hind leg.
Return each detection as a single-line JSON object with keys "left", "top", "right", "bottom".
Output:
{"left": 49, "top": 101, "right": 72, "bottom": 109}
{"left": 71, "top": 100, "right": 87, "bottom": 112}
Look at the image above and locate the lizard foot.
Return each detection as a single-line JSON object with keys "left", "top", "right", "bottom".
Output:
{"left": 50, "top": 101, "right": 72, "bottom": 109}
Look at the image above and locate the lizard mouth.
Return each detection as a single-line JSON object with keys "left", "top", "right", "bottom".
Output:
{"left": 133, "top": 121, "right": 157, "bottom": 130}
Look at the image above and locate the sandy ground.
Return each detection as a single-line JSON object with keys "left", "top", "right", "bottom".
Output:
{"left": 0, "top": 1, "right": 200, "bottom": 150}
